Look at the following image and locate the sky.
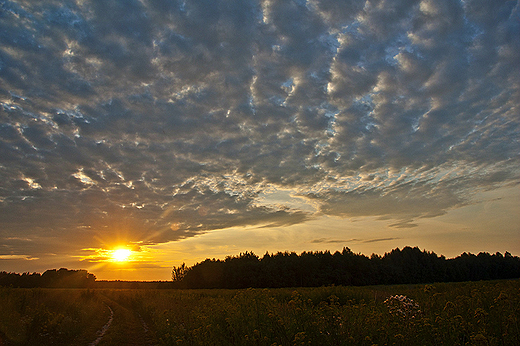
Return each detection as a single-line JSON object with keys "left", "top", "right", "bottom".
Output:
{"left": 0, "top": 0, "right": 519, "bottom": 281}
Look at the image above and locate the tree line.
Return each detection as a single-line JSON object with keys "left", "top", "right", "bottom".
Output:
{"left": 172, "top": 247, "right": 520, "bottom": 289}
{"left": 0, "top": 268, "right": 96, "bottom": 288}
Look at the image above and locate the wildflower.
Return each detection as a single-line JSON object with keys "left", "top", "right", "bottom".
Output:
{"left": 443, "top": 301, "right": 455, "bottom": 312}
{"left": 384, "top": 295, "right": 421, "bottom": 319}
{"left": 474, "top": 308, "right": 488, "bottom": 320}
{"left": 494, "top": 292, "right": 508, "bottom": 303}
{"left": 471, "top": 333, "right": 489, "bottom": 346}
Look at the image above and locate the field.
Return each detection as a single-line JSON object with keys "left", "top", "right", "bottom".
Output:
{"left": 0, "top": 279, "right": 519, "bottom": 346}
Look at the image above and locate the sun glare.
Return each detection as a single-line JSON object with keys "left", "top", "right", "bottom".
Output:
{"left": 112, "top": 248, "right": 132, "bottom": 262}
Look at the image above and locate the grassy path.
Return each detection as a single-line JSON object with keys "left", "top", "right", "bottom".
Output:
{"left": 88, "top": 304, "right": 113, "bottom": 346}
{"left": 93, "top": 293, "right": 158, "bottom": 346}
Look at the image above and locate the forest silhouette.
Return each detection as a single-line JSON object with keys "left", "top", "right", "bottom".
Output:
{"left": 172, "top": 247, "right": 520, "bottom": 289}
{"left": 0, "top": 268, "right": 96, "bottom": 288}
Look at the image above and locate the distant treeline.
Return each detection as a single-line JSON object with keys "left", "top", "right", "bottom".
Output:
{"left": 0, "top": 268, "right": 96, "bottom": 288}
{"left": 172, "top": 247, "right": 520, "bottom": 289}
{"left": 95, "top": 280, "right": 173, "bottom": 289}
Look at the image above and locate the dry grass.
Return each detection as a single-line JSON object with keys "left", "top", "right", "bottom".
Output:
{"left": 1, "top": 279, "right": 519, "bottom": 345}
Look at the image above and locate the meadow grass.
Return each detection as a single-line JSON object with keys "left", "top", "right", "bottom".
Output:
{"left": 127, "top": 280, "right": 520, "bottom": 345}
{"left": 0, "top": 288, "right": 109, "bottom": 345}
{"left": 1, "top": 279, "right": 519, "bottom": 345}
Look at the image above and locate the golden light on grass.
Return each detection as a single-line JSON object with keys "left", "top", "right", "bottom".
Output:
{"left": 111, "top": 248, "right": 132, "bottom": 262}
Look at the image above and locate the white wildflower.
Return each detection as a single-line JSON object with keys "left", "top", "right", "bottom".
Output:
{"left": 384, "top": 295, "right": 421, "bottom": 319}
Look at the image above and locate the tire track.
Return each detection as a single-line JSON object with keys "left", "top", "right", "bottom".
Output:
{"left": 91, "top": 294, "right": 158, "bottom": 346}
{"left": 89, "top": 304, "right": 114, "bottom": 346}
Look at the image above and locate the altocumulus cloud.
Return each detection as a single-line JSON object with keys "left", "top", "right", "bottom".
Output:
{"left": 0, "top": 0, "right": 519, "bottom": 258}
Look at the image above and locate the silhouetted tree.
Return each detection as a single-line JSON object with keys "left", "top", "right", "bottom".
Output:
{"left": 0, "top": 268, "right": 95, "bottom": 288}
{"left": 172, "top": 263, "right": 189, "bottom": 282}
{"left": 171, "top": 247, "right": 520, "bottom": 289}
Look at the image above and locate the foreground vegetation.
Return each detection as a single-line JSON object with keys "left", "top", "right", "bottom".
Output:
{"left": 0, "top": 288, "right": 107, "bottom": 345}
{"left": 1, "top": 279, "right": 519, "bottom": 345}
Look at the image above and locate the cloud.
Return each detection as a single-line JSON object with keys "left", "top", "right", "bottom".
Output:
{"left": 363, "top": 237, "right": 400, "bottom": 243}
{"left": 310, "top": 237, "right": 399, "bottom": 244}
{"left": 0, "top": 255, "right": 38, "bottom": 260}
{"left": 0, "top": 0, "right": 518, "bottom": 261}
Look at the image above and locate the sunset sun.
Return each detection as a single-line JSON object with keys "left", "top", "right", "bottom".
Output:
{"left": 112, "top": 249, "right": 132, "bottom": 262}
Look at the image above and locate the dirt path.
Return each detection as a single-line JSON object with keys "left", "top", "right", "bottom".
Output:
{"left": 89, "top": 304, "right": 114, "bottom": 346}
{"left": 90, "top": 295, "right": 158, "bottom": 346}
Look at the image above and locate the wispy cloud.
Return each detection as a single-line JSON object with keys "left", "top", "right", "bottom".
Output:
{"left": 0, "top": 255, "right": 39, "bottom": 261}
{"left": 311, "top": 237, "right": 400, "bottom": 244}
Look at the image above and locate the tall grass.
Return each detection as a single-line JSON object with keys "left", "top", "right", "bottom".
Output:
{"left": 1, "top": 280, "right": 519, "bottom": 345}
{"left": 0, "top": 288, "right": 109, "bottom": 345}
{"left": 120, "top": 279, "right": 519, "bottom": 345}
